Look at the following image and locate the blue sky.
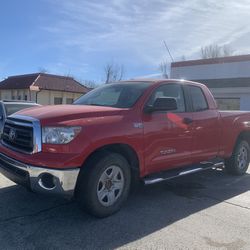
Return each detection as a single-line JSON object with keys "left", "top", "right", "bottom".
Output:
{"left": 1, "top": 0, "right": 250, "bottom": 83}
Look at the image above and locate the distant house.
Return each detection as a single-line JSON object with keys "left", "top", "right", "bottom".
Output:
{"left": 171, "top": 54, "right": 250, "bottom": 110}
{"left": 0, "top": 73, "right": 89, "bottom": 105}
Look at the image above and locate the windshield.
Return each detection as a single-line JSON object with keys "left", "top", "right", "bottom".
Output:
{"left": 5, "top": 104, "right": 38, "bottom": 116}
{"left": 74, "top": 82, "right": 151, "bottom": 108}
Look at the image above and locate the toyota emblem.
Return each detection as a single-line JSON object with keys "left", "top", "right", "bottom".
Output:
{"left": 9, "top": 128, "right": 16, "bottom": 142}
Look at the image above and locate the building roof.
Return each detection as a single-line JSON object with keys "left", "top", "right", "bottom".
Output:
{"left": 0, "top": 74, "right": 39, "bottom": 90}
{"left": 0, "top": 73, "right": 89, "bottom": 93}
{"left": 171, "top": 54, "right": 250, "bottom": 68}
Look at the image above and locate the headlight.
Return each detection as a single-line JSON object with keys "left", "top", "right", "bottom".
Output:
{"left": 42, "top": 126, "right": 81, "bottom": 144}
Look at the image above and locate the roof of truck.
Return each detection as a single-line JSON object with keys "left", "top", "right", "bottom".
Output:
{"left": 123, "top": 78, "right": 204, "bottom": 86}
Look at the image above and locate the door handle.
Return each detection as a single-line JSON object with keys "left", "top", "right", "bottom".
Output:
{"left": 183, "top": 117, "right": 193, "bottom": 125}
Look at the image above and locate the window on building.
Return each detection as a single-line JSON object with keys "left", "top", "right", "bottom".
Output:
{"left": 188, "top": 86, "right": 208, "bottom": 112}
{"left": 12, "top": 96, "right": 15, "bottom": 100}
{"left": 66, "top": 98, "right": 74, "bottom": 104}
{"left": 24, "top": 95, "right": 28, "bottom": 101}
{"left": 54, "top": 97, "right": 63, "bottom": 105}
{"left": 18, "top": 95, "right": 21, "bottom": 100}
{"left": 216, "top": 98, "right": 240, "bottom": 110}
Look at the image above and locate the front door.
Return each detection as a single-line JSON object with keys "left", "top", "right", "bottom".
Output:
{"left": 142, "top": 83, "right": 193, "bottom": 175}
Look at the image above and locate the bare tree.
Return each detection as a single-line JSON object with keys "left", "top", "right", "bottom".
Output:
{"left": 181, "top": 55, "right": 186, "bottom": 61}
{"left": 38, "top": 67, "right": 49, "bottom": 73}
{"left": 201, "top": 44, "right": 220, "bottom": 59}
{"left": 82, "top": 80, "right": 98, "bottom": 89}
{"left": 222, "top": 45, "right": 234, "bottom": 57}
{"left": 104, "top": 62, "right": 124, "bottom": 84}
{"left": 159, "top": 61, "right": 169, "bottom": 78}
{"left": 200, "top": 44, "right": 234, "bottom": 59}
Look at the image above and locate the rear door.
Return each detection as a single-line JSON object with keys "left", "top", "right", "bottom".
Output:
{"left": 142, "top": 83, "right": 193, "bottom": 174}
{"left": 186, "top": 85, "right": 221, "bottom": 163}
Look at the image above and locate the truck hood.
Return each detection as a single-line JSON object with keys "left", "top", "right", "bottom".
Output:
{"left": 14, "top": 105, "right": 125, "bottom": 124}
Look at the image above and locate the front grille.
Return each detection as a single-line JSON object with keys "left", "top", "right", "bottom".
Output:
{"left": 2, "top": 118, "right": 34, "bottom": 153}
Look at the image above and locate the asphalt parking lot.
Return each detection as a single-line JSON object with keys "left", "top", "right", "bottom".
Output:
{"left": 0, "top": 168, "right": 249, "bottom": 250}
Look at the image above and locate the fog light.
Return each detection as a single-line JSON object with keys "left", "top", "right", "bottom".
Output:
{"left": 38, "top": 173, "right": 56, "bottom": 190}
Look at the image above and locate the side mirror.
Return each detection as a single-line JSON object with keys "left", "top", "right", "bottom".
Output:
{"left": 144, "top": 97, "right": 178, "bottom": 113}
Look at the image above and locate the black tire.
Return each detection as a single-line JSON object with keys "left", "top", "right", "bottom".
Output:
{"left": 76, "top": 152, "right": 131, "bottom": 218}
{"left": 225, "top": 140, "right": 250, "bottom": 175}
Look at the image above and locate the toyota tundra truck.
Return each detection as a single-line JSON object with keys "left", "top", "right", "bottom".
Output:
{"left": 0, "top": 79, "right": 250, "bottom": 217}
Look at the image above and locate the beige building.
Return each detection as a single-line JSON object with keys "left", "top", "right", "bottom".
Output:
{"left": 0, "top": 73, "right": 89, "bottom": 105}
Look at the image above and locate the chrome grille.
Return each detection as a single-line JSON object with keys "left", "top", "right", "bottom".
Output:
{"left": 1, "top": 115, "right": 41, "bottom": 154}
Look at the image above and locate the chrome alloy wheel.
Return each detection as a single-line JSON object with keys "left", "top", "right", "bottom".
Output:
{"left": 237, "top": 145, "right": 248, "bottom": 169}
{"left": 97, "top": 165, "right": 125, "bottom": 207}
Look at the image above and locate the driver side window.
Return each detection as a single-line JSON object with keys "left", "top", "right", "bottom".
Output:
{"left": 148, "top": 84, "right": 186, "bottom": 112}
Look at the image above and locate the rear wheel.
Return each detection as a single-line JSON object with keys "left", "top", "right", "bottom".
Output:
{"left": 76, "top": 152, "right": 131, "bottom": 218}
{"left": 225, "top": 140, "right": 250, "bottom": 175}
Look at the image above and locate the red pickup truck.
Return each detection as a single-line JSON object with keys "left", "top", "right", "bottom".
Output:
{"left": 0, "top": 79, "right": 250, "bottom": 217}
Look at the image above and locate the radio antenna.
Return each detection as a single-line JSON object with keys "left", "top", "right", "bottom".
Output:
{"left": 163, "top": 40, "right": 174, "bottom": 62}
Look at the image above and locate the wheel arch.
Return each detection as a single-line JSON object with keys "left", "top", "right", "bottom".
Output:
{"left": 236, "top": 130, "right": 250, "bottom": 146}
{"left": 81, "top": 143, "right": 141, "bottom": 174}
{"left": 227, "top": 130, "right": 250, "bottom": 159}
{"left": 225, "top": 131, "right": 250, "bottom": 175}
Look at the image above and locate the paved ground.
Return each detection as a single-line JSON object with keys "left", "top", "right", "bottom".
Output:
{"left": 0, "top": 168, "right": 249, "bottom": 250}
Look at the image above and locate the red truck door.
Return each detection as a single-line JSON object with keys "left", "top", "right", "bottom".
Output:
{"left": 142, "top": 83, "right": 193, "bottom": 174}
{"left": 186, "top": 85, "right": 221, "bottom": 163}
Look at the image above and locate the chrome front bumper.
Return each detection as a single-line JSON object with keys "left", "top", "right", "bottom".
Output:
{"left": 0, "top": 153, "right": 80, "bottom": 198}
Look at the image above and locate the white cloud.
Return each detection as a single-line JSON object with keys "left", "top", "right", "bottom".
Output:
{"left": 42, "top": 0, "right": 250, "bottom": 78}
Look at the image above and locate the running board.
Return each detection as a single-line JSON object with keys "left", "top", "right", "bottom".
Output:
{"left": 143, "top": 160, "right": 224, "bottom": 185}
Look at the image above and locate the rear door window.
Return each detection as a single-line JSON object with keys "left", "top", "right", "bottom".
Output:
{"left": 188, "top": 86, "right": 208, "bottom": 112}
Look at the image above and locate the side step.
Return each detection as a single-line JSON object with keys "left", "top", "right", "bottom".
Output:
{"left": 143, "top": 159, "right": 224, "bottom": 185}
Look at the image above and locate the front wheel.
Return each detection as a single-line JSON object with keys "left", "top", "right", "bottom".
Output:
{"left": 225, "top": 140, "right": 250, "bottom": 175}
{"left": 76, "top": 152, "right": 131, "bottom": 218}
